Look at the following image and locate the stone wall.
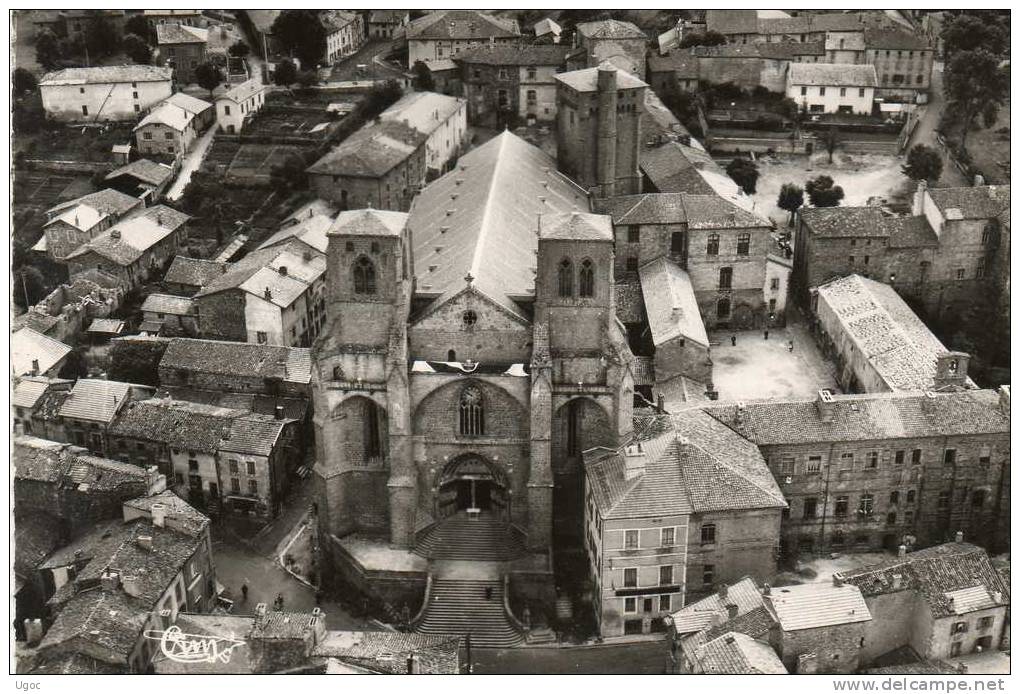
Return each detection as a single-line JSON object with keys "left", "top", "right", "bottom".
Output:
{"left": 771, "top": 620, "right": 866, "bottom": 673}
{"left": 194, "top": 288, "right": 248, "bottom": 342}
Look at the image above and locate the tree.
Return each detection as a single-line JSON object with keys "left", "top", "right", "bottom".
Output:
{"left": 85, "top": 17, "right": 121, "bottom": 59}
{"left": 271, "top": 10, "right": 326, "bottom": 70}
{"left": 944, "top": 49, "right": 1010, "bottom": 150}
{"left": 125, "top": 14, "right": 155, "bottom": 44}
{"left": 679, "top": 30, "right": 726, "bottom": 48}
{"left": 13, "top": 68, "right": 37, "bottom": 96}
{"left": 902, "top": 144, "right": 943, "bottom": 184}
{"left": 822, "top": 125, "right": 841, "bottom": 164}
{"left": 35, "top": 28, "right": 63, "bottom": 71}
{"left": 13, "top": 265, "right": 45, "bottom": 310}
{"left": 270, "top": 153, "right": 309, "bottom": 192}
{"left": 194, "top": 62, "right": 224, "bottom": 97}
{"left": 122, "top": 33, "right": 152, "bottom": 64}
{"left": 942, "top": 13, "right": 1009, "bottom": 59}
{"left": 296, "top": 70, "right": 319, "bottom": 91}
{"left": 777, "top": 183, "right": 804, "bottom": 227}
{"left": 274, "top": 58, "right": 298, "bottom": 87}
{"left": 228, "top": 41, "right": 251, "bottom": 59}
{"left": 726, "top": 157, "right": 759, "bottom": 195}
{"left": 411, "top": 60, "right": 435, "bottom": 92}
{"left": 805, "top": 175, "right": 845, "bottom": 208}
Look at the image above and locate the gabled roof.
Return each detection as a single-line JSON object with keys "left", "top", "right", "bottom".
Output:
{"left": 164, "top": 255, "right": 229, "bottom": 288}
{"left": 694, "top": 632, "right": 786, "bottom": 674}
{"left": 380, "top": 91, "right": 465, "bottom": 138}
{"left": 455, "top": 44, "right": 570, "bottom": 67}
{"left": 329, "top": 209, "right": 408, "bottom": 237}
{"left": 156, "top": 22, "right": 209, "bottom": 44}
{"left": 12, "top": 377, "right": 72, "bottom": 409}
{"left": 40, "top": 65, "right": 172, "bottom": 86}
{"left": 306, "top": 119, "right": 426, "bottom": 178}
{"left": 12, "top": 328, "right": 71, "bottom": 376}
{"left": 159, "top": 337, "right": 312, "bottom": 385}
{"left": 193, "top": 241, "right": 324, "bottom": 307}
{"left": 639, "top": 257, "right": 709, "bottom": 348}
{"left": 320, "top": 10, "right": 359, "bottom": 33}
{"left": 258, "top": 214, "right": 332, "bottom": 254}
{"left": 555, "top": 62, "right": 647, "bottom": 92}
{"left": 216, "top": 77, "right": 265, "bottom": 105}
{"left": 864, "top": 28, "right": 931, "bottom": 51}
{"left": 577, "top": 19, "right": 646, "bottom": 40}
{"left": 46, "top": 188, "right": 141, "bottom": 231}
{"left": 408, "top": 130, "right": 589, "bottom": 318}
{"left": 135, "top": 93, "right": 212, "bottom": 132}
{"left": 927, "top": 185, "right": 1010, "bottom": 220}
{"left": 59, "top": 379, "right": 140, "bottom": 423}
{"left": 405, "top": 10, "right": 520, "bottom": 41}
{"left": 64, "top": 205, "right": 190, "bottom": 266}
{"left": 765, "top": 582, "right": 871, "bottom": 631}
{"left": 106, "top": 158, "right": 174, "bottom": 187}
{"left": 142, "top": 293, "right": 194, "bottom": 316}
{"left": 671, "top": 576, "right": 765, "bottom": 634}
{"left": 539, "top": 211, "right": 614, "bottom": 241}
{"left": 788, "top": 62, "right": 877, "bottom": 88}
{"left": 534, "top": 18, "right": 561, "bottom": 37}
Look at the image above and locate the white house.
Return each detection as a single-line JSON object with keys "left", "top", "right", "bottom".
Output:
{"left": 321, "top": 10, "right": 365, "bottom": 64}
{"left": 214, "top": 78, "right": 267, "bottom": 134}
{"left": 39, "top": 65, "right": 173, "bottom": 122}
{"left": 786, "top": 63, "right": 877, "bottom": 115}
{"left": 405, "top": 9, "right": 521, "bottom": 68}
{"left": 379, "top": 91, "right": 468, "bottom": 176}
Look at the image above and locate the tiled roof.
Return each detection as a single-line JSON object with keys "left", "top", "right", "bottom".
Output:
{"left": 540, "top": 211, "right": 614, "bottom": 241}
{"left": 864, "top": 28, "right": 931, "bottom": 51}
{"left": 866, "top": 662, "right": 960, "bottom": 675}
{"left": 885, "top": 215, "right": 939, "bottom": 248}
{"left": 328, "top": 209, "right": 407, "bottom": 237}
{"left": 825, "top": 33, "right": 866, "bottom": 51}
{"left": 240, "top": 266, "right": 314, "bottom": 308}
{"left": 577, "top": 19, "right": 646, "bottom": 39}
{"left": 683, "top": 193, "right": 769, "bottom": 228}
{"left": 59, "top": 379, "right": 137, "bottom": 423}
{"left": 122, "top": 489, "right": 210, "bottom": 538}
{"left": 135, "top": 93, "right": 212, "bottom": 132}
{"left": 158, "top": 386, "right": 308, "bottom": 421}
{"left": 765, "top": 582, "right": 872, "bottom": 631}
{"left": 159, "top": 338, "right": 312, "bottom": 384}
{"left": 788, "top": 62, "right": 877, "bottom": 87}
{"left": 164, "top": 256, "right": 229, "bottom": 288}
{"left": 927, "top": 186, "right": 1010, "bottom": 220}
{"left": 704, "top": 388, "right": 1009, "bottom": 446}
{"left": 380, "top": 91, "right": 465, "bottom": 138}
{"left": 12, "top": 376, "right": 71, "bottom": 409}
{"left": 614, "top": 281, "right": 644, "bottom": 323}
{"left": 643, "top": 89, "right": 695, "bottom": 145}
{"left": 40, "top": 65, "right": 172, "bottom": 86}
{"left": 369, "top": 10, "right": 407, "bottom": 25}
{"left": 194, "top": 241, "right": 324, "bottom": 307}
{"left": 640, "top": 143, "right": 717, "bottom": 196}
{"left": 595, "top": 192, "right": 688, "bottom": 225}
{"left": 639, "top": 257, "right": 709, "bottom": 347}
{"left": 706, "top": 10, "right": 764, "bottom": 35}
{"left": 838, "top": 542, "right": 1010, "bottom": 619}
{"left": 88, "top": 318, "right": 126, "bottom": 334}
{"left": 156, "top": 22, "right": 208, "bottom": 44}
{"left": 152, "top": 613, "right": 255, "bottom": 674}
{"left": 801, "top": 206, "right": 898, "bottom": 238}
{"left": 259, "top": 213, "right": 332, "bottom": 253}
{"left": 64, "top": 205, "right": 190, "bottom": 266}
{"left": 46, "top": 188, "right": 140, "bottom": 225}
{"left": 808, "top": 12, "right": 866, "bottom": 32}
{"left": 313, "top": 631, "right": 462, "bottom": 675}
{"left": 816, "top": 275, "right": 953, "bottom": 391}
{"left": 306, "top": 119, "right": 426, "bottom": 178}
{"left": 142, "top": 293, "right": 194, "bottom": 315}
{"left": 217, "top": 77, "right": 265, "bottom": 105}
{"left": 30, "top": 651, "right": 128, "bottom": 675}
{"left": 408, "top": 130, "right": 589, "bottom": 318}
{"left": 12, "top": 328, "right": 71, "bottom": 376}
{"left": 694, "top": 632, "right": 786, "bottom": 674}
{"left": 555, "top": 62, "right": 648, "bottom": 92}
{"left": 405, "top": 10, "right": 520, "bottom": 41}
{"left": 320, "top": 9, "right": 359, "bottom": 32}
{"left": 671, "top": 576, "right": 765, "bottom": 633}
{"left": 245, "top": 9, "right": 280, "bottom": 33}
{"left": 106, "top": 159, "right": 174, "bottom": 187}
{"left": 647, "top": 50, "right": 699, "bottom": 78}
{"left": 455, "top": 44, "right": 569, "bottom": 67}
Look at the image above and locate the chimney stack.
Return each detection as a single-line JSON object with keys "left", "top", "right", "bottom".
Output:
{"left": 264, "top": 287, "right": 273, "bottom": 301}
{"left": 955, "top": 531, "right": 964, "bottom": 543}
{"left": 121, "top": 574, "right": 142, "bottom": 598}
{"left": 912, "top": 180, "right": 927, "bottom": 216}
{"left": 726, "top": 603, "right": 738, "bottom": 620}
{"left": 136, "top": 535, "right": 153, "bottom": 552}
{"left": 761, "top": 582, "right": 771, "bottom": 596}
{"left": 816, "top": 389, "right": 835, "bottom": 423}
{"left": 278, "top": 266, "right": 288, "bottom": 276}
{"left": 892, "top": 573, "right": 903, "bottom": 590}
{"left": 717, "top": 583, "right": 728, "bottom": 601}
{"left": 255, "top": 602, "right": 268, "bottom": 625}
{"left": 933, "top": 352, "right": 969, "bottom": 389}
{"left": 832, "top": 574, "right": 844, "bottom": 588}
{"left": 101, "top": 570, "right": 121, "bottom": 592}
{"left": 110, "top": 229, "right": 121, "bottom": 240}
{"left": 23, "top": 619, "right": 43, "bottom": 646}
{"left": 159, "top": 608, "right": 172, "bottom": 629}
{"left": 623, "top": 442, "right": 647, "bottom": 480}
{"left": 275, "top": 404, "right": 284, "bottom": 420}
{"left": 30, "top": 359, "right": 40, "bottom": 376}
{"left": 151, "top": 502, "right": 167, "bottom": 528}
{"left": 898, "top": 544, "right": 907, "bottom": 557}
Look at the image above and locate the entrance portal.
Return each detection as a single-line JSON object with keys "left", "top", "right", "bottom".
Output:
{"left": 436, "top": 454, "right": 509, "bottom": 521}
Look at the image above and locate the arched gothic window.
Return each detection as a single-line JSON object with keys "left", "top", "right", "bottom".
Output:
{"left": 459, "top": 385, "right": 485, "bottom": 436}
{"left": 578, "top": 259, "right": 595, "bottom": 298}
{"left": 558, "top": 258, "right": 573, "bottom": 298}
{"left": 353, "top": 256, "right": 376, "bottom": 294}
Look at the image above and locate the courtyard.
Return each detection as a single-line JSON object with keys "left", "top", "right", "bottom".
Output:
{"left": 708, "top": 311, "right": 840, "bottom": 402}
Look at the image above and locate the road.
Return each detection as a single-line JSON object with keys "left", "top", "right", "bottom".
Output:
{"left": 166, "top": 126, "right": 218, "bottom": 201}
{"left": 906, "top": 61, "right": 969, "bottom": 188}
{"left": 470, "top": 639, "right": 671, "bottom": 674}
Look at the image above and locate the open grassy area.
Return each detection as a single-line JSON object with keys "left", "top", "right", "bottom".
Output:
{"left": 964, "top": 99, "right": 1010, "bottom": 185}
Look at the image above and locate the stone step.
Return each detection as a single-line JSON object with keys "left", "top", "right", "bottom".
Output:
{"left": 414, "top": 576, "right": 525, "bottom": 648}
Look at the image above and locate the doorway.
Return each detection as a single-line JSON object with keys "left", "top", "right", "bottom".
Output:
{"left": 436, "top": 454, "right": 509, "bottom": 521}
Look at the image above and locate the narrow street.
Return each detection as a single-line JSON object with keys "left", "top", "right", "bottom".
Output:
{"left": 166, "top": 125, "right": 218, "bottom": 201}
{"left": 906, "top": 61, "right": 969, "bottom": 188}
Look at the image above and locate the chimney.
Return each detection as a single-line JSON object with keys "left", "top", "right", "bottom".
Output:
{"left": 998, "top": 385, "right": 1010, "bottom": 416}
{"left": 974, "top": 174, "right": 985, "bottom": 187}
{"left": 993, "top": 591, "right": 1003, "bottom": 604}
{"left": 264, "top": 287, "right": 273, "bottom": 301}
{"left": 761, "top": 582, "right": 771, "bottom": 596}
{"left": 623, "top": 442, "right": 647, "bottom": 480}
{"left": 101, "top": 570, "right": 121, "bottom": 592}
{"left": 156, "top": 213, "right": 163, "bottom": 226}
{"left": 146, "top": 465, "right": 167, "bottom": 495}
{"left": 816, "top": 389, "right": 835, "bottom": 423}
{"left": 724, "top": 635, "right": 735, "bottom": 645}
{"left": 306, "top": 606, "right": 326, "bottom": 645}
{"left": 717, "top": 583, "right": 728, "bottom": 601}
{"left": 832, "top": 574, "right": 844, "bottom": 588}
{"left": 151, "top": 502, "right": 167, "bottom": 528}
{"left": 159, "top": 608, "right": 172, "bottom": 629}
{"left": 595, "top": 63, "right": 618, "bottom": 199}
{"left": 110, "top": 229, "right": 121, "bottom": 239}
{"left": 912, "top": 179, "right": 927, "bottom": 216}
{"left": 726, "top": 603, "right": 739, "bottom": 620}
{"left": 957, "top": 663, "right": 969, "bottom": 675}
{"left": 24, "top": 619, "right": 43, "bottom": 646}
{"left": 30, "top": 359, "right": 40, "bottom": 376}
{"left": 891, "top": 573, "right": 903, "bottom": 590}
{"left": 734, "top": 401, "right": 746, "bottom": 426}
{"left": 121, "top": 574, "right": 142, "bottom": 598}
{"left": 657, "top": 393, "right": 666, "bottom": 413}
{"left": 136, "top": 534, "right": 153, "bottom": 552}
{"left": 955, "top": 530, "right": 964, "bottom": 543}
{"left": 278, "top": 265, "right": 288, "bottom": 276}
{"left": 933, "top": 352, "right": 969, "bottom": 389}
{"left": 898, "top": 544, "right": 907, "bottom": 557}
{"left": 275, "top": 404, "right": 284, "bottom": 420}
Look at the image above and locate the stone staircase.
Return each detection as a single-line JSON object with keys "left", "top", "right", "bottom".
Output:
{"left": 414, "top": 576, "right": 525, "bottom": 648}
{"left": 413, "top": 513, "right": 527, "bottom": 562}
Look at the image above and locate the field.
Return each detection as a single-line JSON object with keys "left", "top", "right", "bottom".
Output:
{"left": 203, "top": 139, "right": 313, "bottom": 181}
{"left": 16, "top": 119, "right": 135, "bottom": 163}
{"left": 244, "top": 105, "right": 343, "bottom": 140}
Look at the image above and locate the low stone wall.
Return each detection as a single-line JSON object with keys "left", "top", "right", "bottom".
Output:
{"left": 324, "top": 532, "right": 426, "bottom": 618}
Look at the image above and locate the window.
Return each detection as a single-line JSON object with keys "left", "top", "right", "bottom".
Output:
{"left": 246, "top": 461, "right": 255, "bottom": 476}
{"left": 849, "top": 255, "right": 855, "bottom": 265}
{"left": 736, "top": 233, "right": 750, "bottom": 255}
{"left": 779, "top": 456, "right": 795, "bottom": 475}
{"left": 937, "top": 491, "right": 951, "bottom": 509}
{"left": 79, "top": 87, "right": 85, "bottom": 94}
{"left": 458, "top": 385, "right": 485, "bottom": 436}
{"left": 462, "top": 310, "right": 477, "bottom": 327}
{"left": 134, "top": 104, "right": 140, "bottom": 113}
{"left": 716, "top": 297, "right": 730, "bottom": 320}
{"left": 866, "top": 451, "right": 879, "bottom": 469}
{"left": 526, "top": 89, "right": 537, "bottom": 103}
{"left": 701, "top": 523, "right": 716, "bottom": 545}
{"left": 703, "top": 564, "right": 714, "bottom": 587}
{"left": 890, "top": 490, "right": 900, "bottom": 505}
{"left": 623, "top": 568, "right": 637, "bottom": 587}
{"left": 979, "top": 447, "right": 991, "bottom": 467}
{"left": 911, "top": 449, "right": 922, "bottom": 465}
{"left": 527, "top": 67, "right": 536, "bottom": 80}
{"left": 353, "top": 256, "right": 376, "bottom": 294}
{"left": 248, "top": 479, "right": 258, "bottom": 495}
{"left": 143, "top": 132, "right": 153, "bottom": 140}
{"left": 624, "top": 597, "right": 637, "bottom": 613}
{"left": 659, "top": 595, "right": 672, "bottom": 612}
{"left": 659, "top": 565, "right": 673, "bottom": 586}
{"left": 558, "top": 258, "right": 573, "bottom": 297}
{"left": 859, "top": 493, "right": 874, "bottom": 516}
{"left": 624, "top": 530, "right": 639, "bottom": 549}
{"left": 370, "top": 242, "right": 380, "bottom": 254}
{"left": 895, "top": 450, "right": 905, "bottom": 466}
{"left": 819, "top": 87, "right": 826, "bottom": 96}
{"left": 229, "top": 460, "right": 238, "bottom": 474}
{"left": 224, "top": 105, "right": 231, "bottom": 115}
{"left": 188, "top": 459, "right": 199, "bottom": 472}
{"left": 976, "top": 258, "right": 985, "bottom": 279}
{"left": 835, "top": 496, "right": 849, "bottom": 517}
{"left": 256, "top": 331, "right": 268, "bottom": 344}
{"left": 831, "top": 530, "right": 845, "bottom": 547}
{"left": 671, "top": 231, "right": 684, "bottom": 256}
{"left": 661, "top": 527, "right": 675, "bottom": 547}
{"left": 906, "top": 489, "right": 916, "bottom": 504}
{"left": 839, "top": 452, "right": 854, "bottom": 470}
{"left": 800, "top": 86, "right": 807, "bottom": 96}
{"left": 231, "top": 477, "right": 240, "bottom": 493}
{"left": 706, "top": 234, "right": 719, "bottom": 255}
{"left": 956, "top": 268, "right": 965, "bottom": 280}
{"left": 578, "top": 259, "right": 595, "bottom": 297}
{"left": 770, "top": 277, "right": 780, "bottom": 291}
{"left": 498, "top": 68, "right": 508, "bottom": 80}
{"left": 944, "top": 449, "right": 956, "bottom": 465}
{"left": 840, "top": 87, "right": 847, "bottom": 97}
{"left": 806, "top": 455, "right": 822, "bottom": 473}
{"left": 803, "top": 497, "right": 818, "bottom": 519}
{"left": 82, "top": 105, "right": 89, "bottom": 116}
{"left": 718, "top": 267, "right": 732, "bottom": 289}
{"left": 859, "top": 87, "right": 865, "bottom": 97}
{"left": 952, "top": 621, "right": 968, "bottom": 635}
{"left": 625, "top": 256, "right": 639, "bottom": 273}
{"left": 978, "top": 616, "right": 994, "bottom": 631}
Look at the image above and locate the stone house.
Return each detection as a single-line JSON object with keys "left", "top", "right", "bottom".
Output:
{"left": 214, "top": 78, "right": 267, "bottom": 134}
{"left": 57, "top": 379, "right": 154, "bottom": 457}
{"left": 404, "top": 9, "right": 521, "bottom": 68}
{"left": 368, "top": 10, "right": 408, "bottom": 39}
{"left": 785, "top": 62, "right": 877, "bottom": 115}
{"left": 321, "top": 10, "right": 365, "bottom": 64}
{"left": 306, "top": 120, "right": 427, "bottom": 212}
{"left": 12, "top": 277, "right": 123, "bottom": 347}
{"left": 104, "top": 159, "right": 175, "bottom": 205}
{"left": 141, "top": 293, "right": 198, "bottom": 336}
{"left": 650, "top": 42, "right": 826, "bottom": 95}
{"left": 12, "top": 378, "right": 74, "bottom": 437}
{"left": 686, "top": 631, "right": 786, "bottom": 673}
{"left": 568, "top": 19, "right": 648, "bottom": 80}
{"left": 144, "top": 9, "right": 206, "bottom": 28}
{"left": 133, "top": 92, "right": 214, "bottom": 158}
{"left": 11, "top": 328, "right": 72, "bottom": 379}
{"left": 839, "top": 541, "right": 1010, "bottom": 664}
{"left": 163, "top": 256, "right": 228, "bottom": 296}
{"left": 39, "top": 65, "right": 173, "bottom": 122}
{"left": 379, "top": 91, "right": 469, "bottom": 177}
{"left": 863, "top": 29, "right": 935, "bottom": 104}
{"left": 155, "top": 23, "right": 209, "bottom": 84}
{"left": 454, "top": 45, "right": 569, "bottom": 126}
{"left": 39, "top": 188, "right": 143, "bottom": 261}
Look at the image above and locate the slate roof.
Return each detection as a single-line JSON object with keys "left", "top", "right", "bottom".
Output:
{"left": 647, "top": 50, "right": 699, "bottom": 78}
{"left": 838, "top": 542, "right": 1010, "bottom": 619}
{"left": 864, "top": 28, "right": 932, "bottom": 51}
{"left": 12, "top": 328, "right": 71, "bottom": 376}
{"left": 788, "top": 62, "right": 877, "bottom": 87}
{"left": 639, "top": 257, "right": 709, "bottom": 347}
{"left": 766, "top": 582, "right": 871, "bottom": 631}
{"left": 329, "top": 209, "right": 408, "bottom": 237}
{"left": 408, "top": 130, "right": 589, "bottom": 318}
{"left": 64, "top": 205, "right": 190, "bottom": 266}
{"left": 164, "top": 256, "right": 228, "bottom": 288}
{"left": 577, "top": 19, "right": 646, "bottom": 39}
{"left": 105, "top": 159, "right": 174, "bottom": 187}
{"left": 555, "top": 62, "right": 648, "bottom": 92}
{"left": 694, "top": 632, "right": 786, "bottom": 674}
{"left": 817, "top": 275, "right": 955, "bottom": 391}
{"left": 380, "top": 91, "right": 465, "bottom": 137}
{"left": 885, "top": 215, "right": 939, "bottom": 248}
{"left": 40, "top": 65, "right": 172, "bottom": 86}
{"left": 194, "top": 241, "right": 325, "bottom": 308}
{"left": 704, "top": 388, "right": 1009, "bottom": 447}
{"left": 405, "top": 10, "right": 520, "bottom": 41}
{"left": 156, "top": 22, "right": 208, "bottom": 44}
{"left": 927, "top": 186, "right": 1010, "bottom": 220}
{"left": 159, "top": 338, "right": 312, "bottom": 385}
{"left": 454, "top": 44, "right": 570, "bottom": 66}
{"left": 217, "top": 77, "right": 265, "bottom": 105}
{"left": 306, "top": 119, "right": 426, "bottom": 178}
{"left": 59, "top": 379, "right": 138, "bottom": 423}
{"left": 142, "top": 293, "right": 194, "bottom": 316}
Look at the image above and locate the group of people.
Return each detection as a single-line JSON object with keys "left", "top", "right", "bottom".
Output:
{"left": 730, "top": 332, "right": 795, "bottom": 352}
{"left": 237, "top": 582, "right": 286, "bottom": 612}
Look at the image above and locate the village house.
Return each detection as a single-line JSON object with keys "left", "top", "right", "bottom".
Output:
{"left": 454, "top": 45, "right": 570, "bottom": 126}
{"left": 192, "top": 240, "right": 327, "bottom": 347}
{"left": 163, "top": 255, "right": 229, "bottom": 295}
{"left": 214, "top": 77, "right": 267, "bottom": 134}
{"left": 567, "top": 19, "right": 649, "bottom": 79}
{"left": 785, "top": 62, "right": 877, "bottom": 115}
{"left": 864, "top": 28, "right": 935, "bottom": 104}
{"left": 133, "top": 92, "right": 214, "bottom": 158}
{"left": 144, "top": 9, "right": 206, "bottom": 28}
{"left": 108, "top": 397, "right": 300, "bottom": 517}
{"left": 404, "top": 9, "right": 521, "bottom": 68}
{"left": 306, "top": 120, "right": 427, "bottom": 212}
{"left": 686, "top": 631, "right": 787, "bottom": 674}
{"left": 368, "top": 10, "right": 408, "bottom": 39}
{"left": 12, "top": 277, "right": 123, "bottom": 346}
{"left": 37, "top": 188, "right": 143, "bottom": 261}
{"left": 64, "top": 204, "right": 191, "bottom": 292}
{"left": 256, "top": 211, "right": 332, "bottom": 257}
{"left": 705, "top": 10, "right": 864, "bottom": 47}
{"left": 57, "top": 378, "right": 154, "bottom": 456}
{"left": 839, "top": 540, "right": 1010, "bottom": 664}
{"left": 11, "top": 328, "right": 72, "bottom": 379}
{"left": 583, "top": 410, "right": 786, "bottom": 639}
{"left": 650, "top": 42, "right": 826, "bottom": 95}
{"left": 104, "top": 159, "right": 175, "bottom": 205}
{"left": 379, "top": 91, "right": 468, "bottom": 177}
{"left": 534, "top": 17, "right": 562, "bottom": 44}
{"left": 321, "top": 10, "right": 365, "bottom": 65}
{"left": 39, "top": 65, "right": 173, "bottom": 122}
{"left": 155, "top": 22, "right": 209, "bottom": 83}
{"left": 31, "top": 9, "right": 127, "bottom": 40}
{"left": 141, "top": 293, "right": 198, "bottom": 336}
{"left": 12, "top": 378, "right": 74, "bottom": 438}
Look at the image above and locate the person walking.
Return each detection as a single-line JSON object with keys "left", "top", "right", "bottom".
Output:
{"left": 763, "top": 329, "right": 769, "bottom": 340}
{"left": 731, "top": 335, "right": 737, "bottom": 347}
{"left": 241, "top": 583, "right": 249, "bottom": 602}
{"left": 788, "top": 339, "right": 795, "bottom": 352}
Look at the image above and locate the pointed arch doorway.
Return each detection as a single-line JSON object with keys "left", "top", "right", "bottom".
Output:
{"left": 436, "top": 454, "right": 510, "bottom": 521}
